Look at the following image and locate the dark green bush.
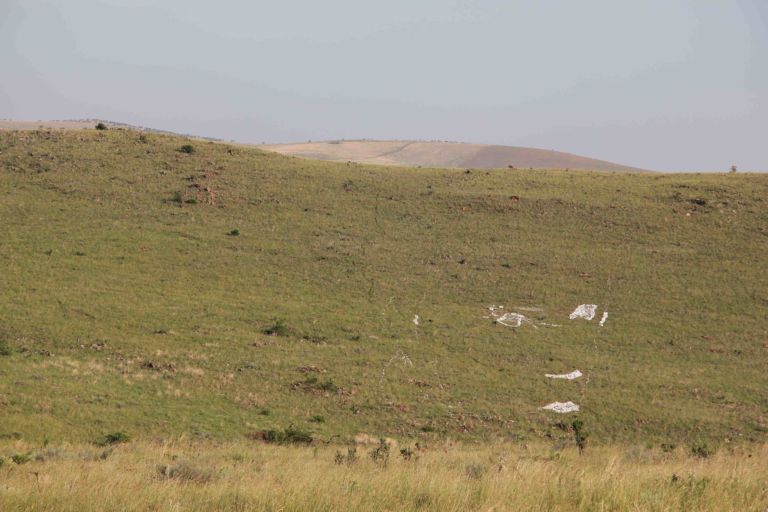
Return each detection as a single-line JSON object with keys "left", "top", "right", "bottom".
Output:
{"left": 97, "top": 431, "right": 131, "bottom": 446}
{"left": 178, "top": 144, "right": 195, "bottom": 154}
{"left": 263, "top": 425, "right": 313, "bottom": 445}
{"left": 11, "top": 453, "right": 31, "bottom": 465}
{"left": 691, "top": 441, "right": 713, "bottom": 459}
{"left": 263, "top": 318, "right": 289, "bottom": 337}
{"left": 95, "top": 122, "right": 108, "bottom": 130}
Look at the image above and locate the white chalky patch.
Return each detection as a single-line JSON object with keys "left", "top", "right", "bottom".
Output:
{"left": 497, "top": 312, "right": 527, "bottom": 327}
{"left": 545, "top": 370, "right": 583, "bottom": 380}
{"left": 488, "top": 306, "right": 527, "bottom": 327}
{"left": 541, "top": 401, "right": 580, "bottom": 413}
{"left": 599, "top": 311, "right": 608, "bottom": 327}
{"left": 569, "top": 304, "right": 597, "bottom": 321}
{"left": 413, "top": 315, "right": 420, "bottom": 326}
{"left": 487, "top": 305, "right": 558, "bottom": 328}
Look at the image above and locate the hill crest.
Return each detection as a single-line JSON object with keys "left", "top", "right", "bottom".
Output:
{"left": 261, "top": 140, "right": 649, "bottom": 172}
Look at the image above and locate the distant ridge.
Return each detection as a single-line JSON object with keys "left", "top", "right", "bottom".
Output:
{"left": 261, "top": 140, "right": 649, "bottom": 172}
{"left": 0, "top": 119, "right": 224, "bottom": 142}
{"left": 0, "top": 120, "right": 646, "bottom": 171}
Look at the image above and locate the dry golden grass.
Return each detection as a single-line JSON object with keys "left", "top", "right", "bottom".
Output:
{"left": 1, "top": 440, "right": 766, "bottom": 511}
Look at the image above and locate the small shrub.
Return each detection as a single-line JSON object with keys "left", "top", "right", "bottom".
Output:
{"left": 572, "top": 419, "right": 588, "bottom": 454}
{"left": 157, "top": 461, "right": 214, "bottom": 484}
{"left": 258, "top": 408, "right": 271, "bottom": 416}
{"left": 309, "top": 415, "right": 325, "bottom": 423}
{"left": 661, "top": 443, "right": 677, "bottom": 453}
{"left": 691, "top": 441, "right": 713, "bottom": 459}
{"left": 400, "top": 447, "right": 415, "bottom": 461}
{"left": 334, "top": 446, "right": 359, "bottom": 466}
{"left": 184, "top": 198, "right": 198, "bottom": 204}
{"left": 228, "top": 229, "right": 240, "bottom": 236}
{"left": 345, "top": 446, "right": 358, "bottom": 465}
{"left": 302, "top": 333, "right": 327, "bottom": 344}
{"left": 11, "top": 453, "right": 31, "bottom": 465}
{"left": 316, "top": 379, "right": 338, "bottom": 392}
{"left": 97, "top": 431, "right": 130, "bottom": 446}
{"left": 0, "top": 456, "right": 5, "bottom": 467}
{"left": 178, "top": 144, "right": 195, "bottom": 154}
{"left": 465, "top": 463, "right": 488, "bottom": 480}
{"left": 138, "top": 134, "right": 149, "bottom": 143}
{"left": 370, "top": 438, "right": 390, "bottom": 466}
{"left": 170, "top": 191, "right": 183, "bottom": 204}
{"left": 413, "top": 492, "right": 431, "bottom": 509}
{"left": 95, "top": 122, "right": 107, "bottom": 130}
{"left": 0, "top": 338, "right": 12, "bottom": 356}
{"left": 263, "top": 318, "right": 289, "bottom": 337}
{"left": 292, "top": 376, "right": 339, "bottom": 393}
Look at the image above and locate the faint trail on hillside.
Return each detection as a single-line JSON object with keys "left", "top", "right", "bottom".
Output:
{"left": 375, "top": 142, "right": 415, "bottom": 160}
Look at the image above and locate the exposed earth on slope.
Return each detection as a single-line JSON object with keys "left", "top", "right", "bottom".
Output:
{"left": 260, "top": 140, "right": 649, "bottom": 172}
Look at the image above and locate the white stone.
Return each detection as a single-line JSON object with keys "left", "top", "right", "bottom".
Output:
{"left": 545, "top": 370, "right": 583, "bottom": 380}
{"left": 569, "top": 304, "right": 597, "bottom": 321}
{"left": 541, "top": 401, "right": 580, "bottom": 413}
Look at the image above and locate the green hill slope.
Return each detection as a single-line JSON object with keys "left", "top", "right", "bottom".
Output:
{"left": 1, "top": 129, "right": 766, "bottom": 445}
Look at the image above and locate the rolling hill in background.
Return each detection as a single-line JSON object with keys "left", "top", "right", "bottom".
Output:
{"left": 1, "top": 120, "right": 647, "bottom": 172}
{"left": 1, "top": 127, "right": 766, "bottom": 447}
{"left": 261, "top": 140, "right": 649, "bottom": 172}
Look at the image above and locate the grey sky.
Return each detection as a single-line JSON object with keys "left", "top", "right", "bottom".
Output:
{"left": 1, "top": 0, "right": 766, "bottom": 171}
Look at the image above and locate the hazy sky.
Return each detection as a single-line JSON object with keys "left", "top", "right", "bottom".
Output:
{"left": 1, "top": 0, "right": 766, "bottom": 171}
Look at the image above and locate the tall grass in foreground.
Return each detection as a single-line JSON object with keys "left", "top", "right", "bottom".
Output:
{"left": 1, "top": 440, "right": 766, "bottom": 511}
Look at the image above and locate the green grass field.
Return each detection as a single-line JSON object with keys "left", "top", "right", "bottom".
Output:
{"left": 1, "top": 128, "right": 767, "bottom": 450}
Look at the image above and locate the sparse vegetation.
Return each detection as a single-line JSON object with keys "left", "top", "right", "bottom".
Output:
{"left": 179, "top": 144, "right": 195, "bottom": 154}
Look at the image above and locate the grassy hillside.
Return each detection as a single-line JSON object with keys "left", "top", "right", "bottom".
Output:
{"left": 260, "top": 140, "right": 647, "bottom": 172}
{"left": 0, "top": 129, "right": 766, "bottom": 447}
